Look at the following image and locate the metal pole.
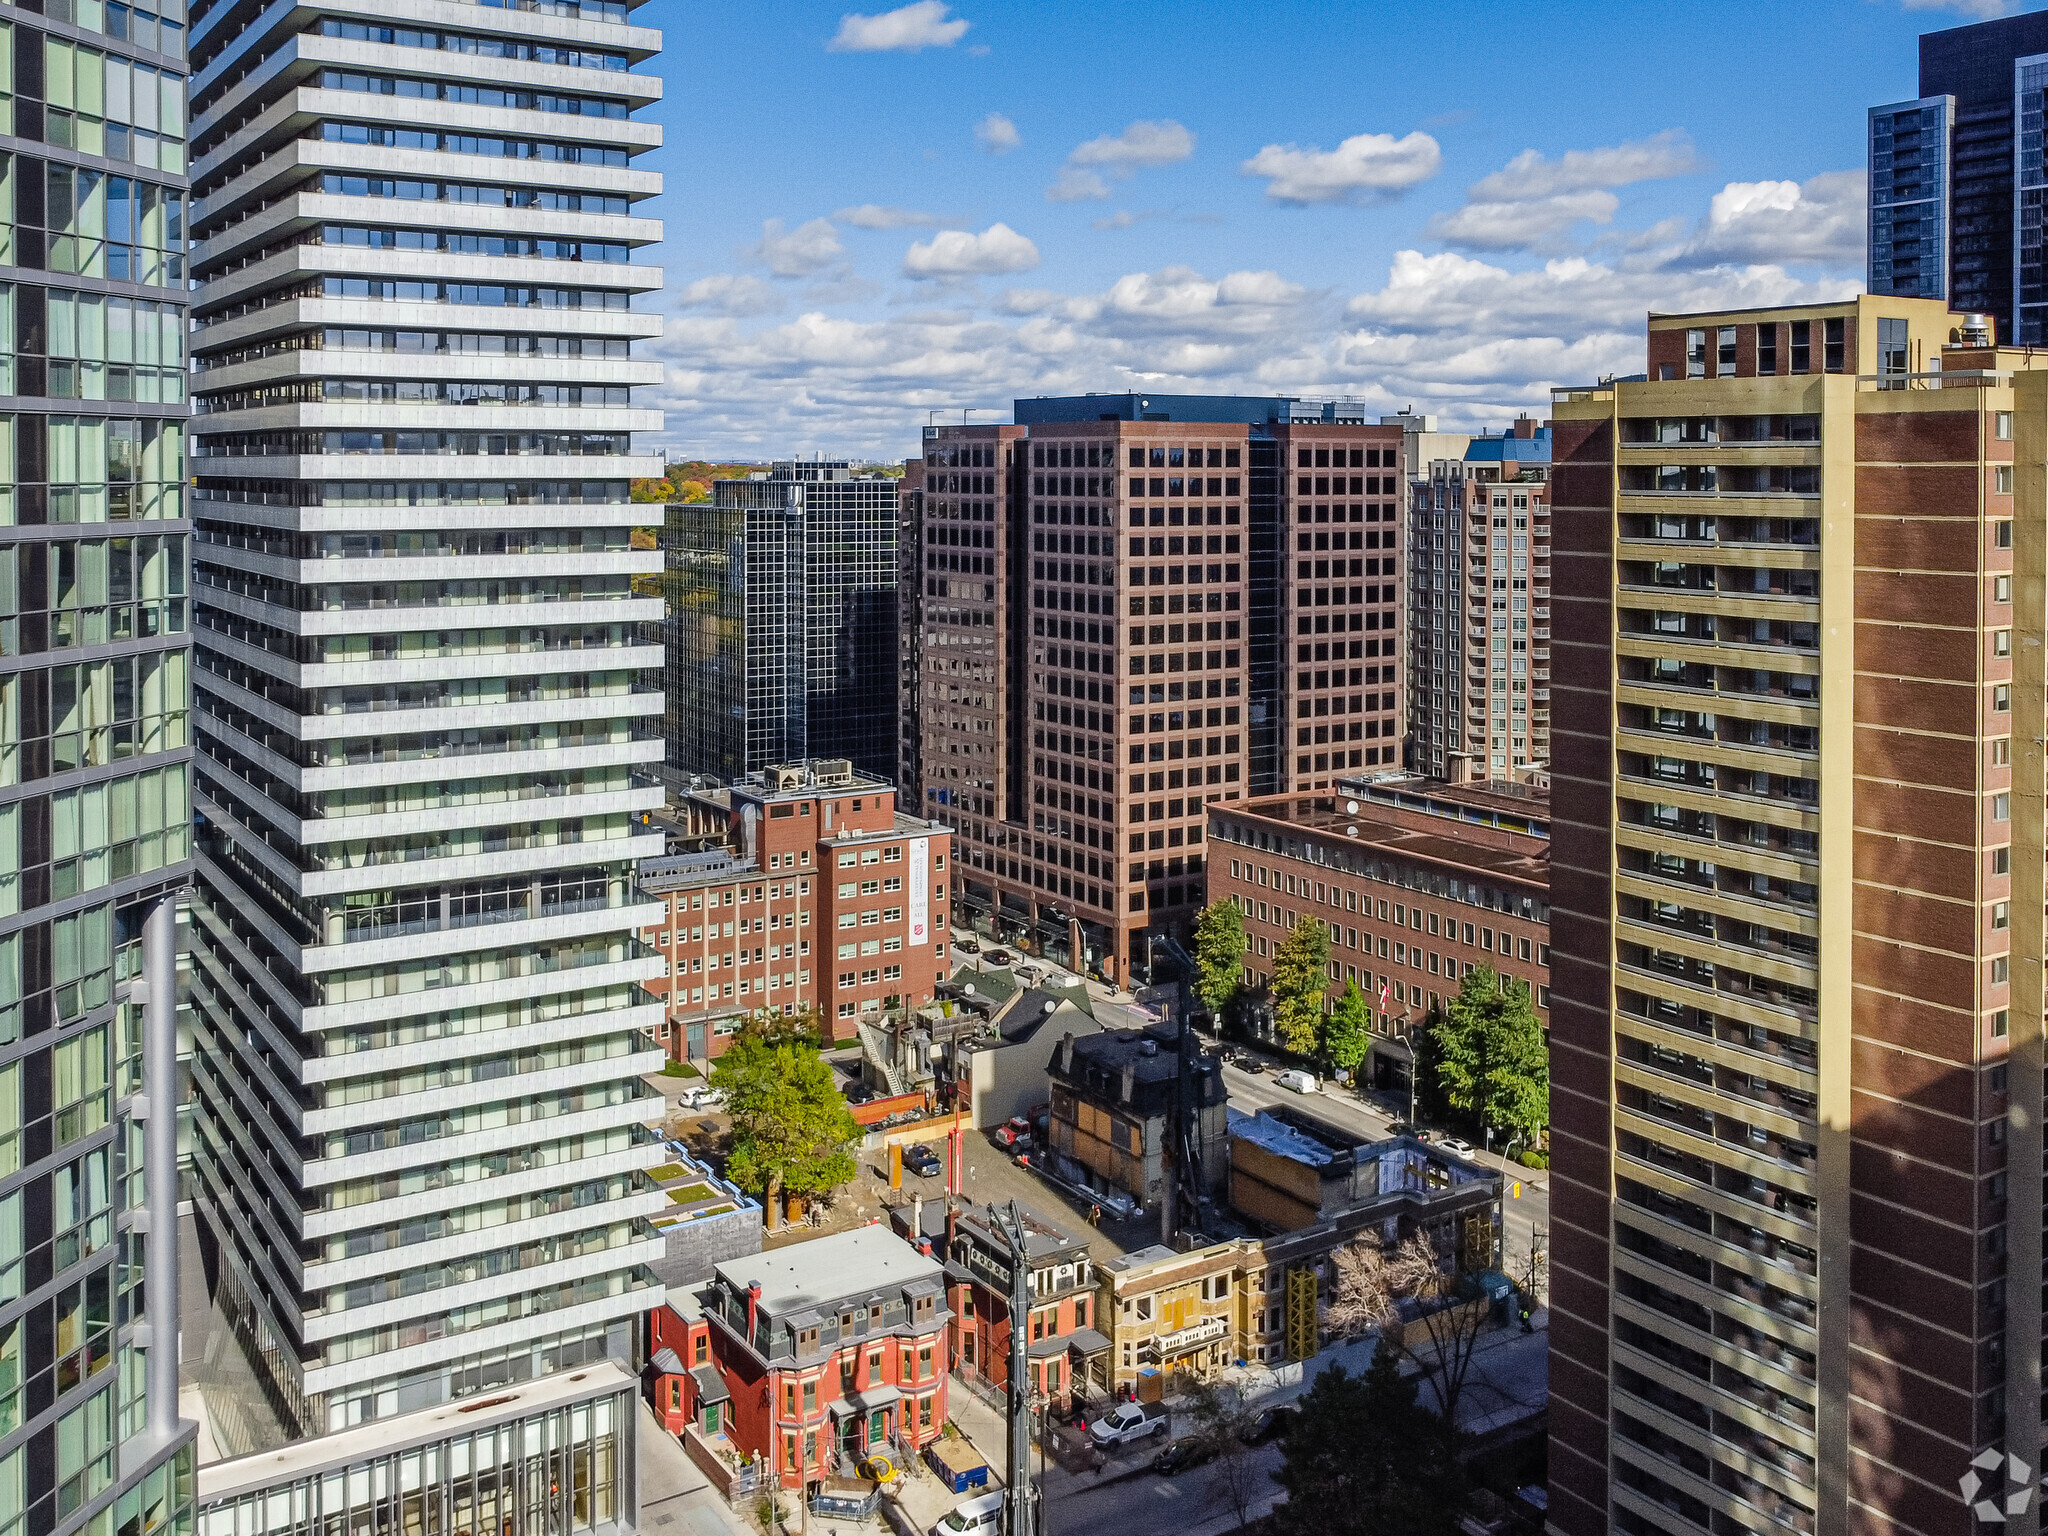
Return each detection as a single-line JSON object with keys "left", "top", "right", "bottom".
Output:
{"left": 143, "top": 893, "right": 180, "bottom": 1440}
{"left": 993, "top": 1202, "right": 1036, "bottom": 1536}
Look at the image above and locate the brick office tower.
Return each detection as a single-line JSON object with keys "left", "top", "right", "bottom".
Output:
{"left": 909, "top": 396, "right": 1402, "bottom": 986}
{"left": 1548, "top": 293, "right": 2048, "bottom": 1536}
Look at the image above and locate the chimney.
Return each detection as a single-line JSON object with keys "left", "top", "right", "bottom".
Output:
{"left": 1121, "top": 1062, "right": 1136, "bottom": 1103}
{"left": 913, "top": 1193, "right": 924, "bottom": 1237}
{"left": 1060, "top": 1032, "right": 1075, "bottom": 1072}
{"left": 746, "top": 1280, "right": 762, "bottom": 1342}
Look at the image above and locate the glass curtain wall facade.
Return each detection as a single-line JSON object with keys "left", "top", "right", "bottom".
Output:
{"left": 660, "top": 463, "right": 899, "bottom": 785}
{"left": 0, "top": 2, "right": 198, "bottom": 1536}
{"left": 1867, "top": 97, "right": 1953, "bottom": 303}
{"left": 182, "top": 0, "right": 669, "bottom": 1443}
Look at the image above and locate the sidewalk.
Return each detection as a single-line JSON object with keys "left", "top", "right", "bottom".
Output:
{"left": 943, "top": 1372, "right": 1173, "bottom": 1503}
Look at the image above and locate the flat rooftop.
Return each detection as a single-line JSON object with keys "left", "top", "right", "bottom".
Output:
{"left": 714, "top": 1224, "right": 942, "bottom": 1314}
{"left": 1217, "top": 785, "right": 1548, "bottom": 888}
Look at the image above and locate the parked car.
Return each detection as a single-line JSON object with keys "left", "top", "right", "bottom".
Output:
{"left": 1151, "top": 1438, "right": 1215, "bottom": 1476}
{"left": 1437, "top": 1135, "right": 1477, "bottom": 1158}
{"left": 932, "top": 1491, "right": 1004, "bottom": 1536}
{"left": 1385, "top": 1120, "right": 1415, "bottom": 1138}
{"left": 678, "top": 1085, "right": 725, "bottom": 1111}
{"left": 1274, "top": 1069, "right": 1319, "bottom": 1094}
{"left": 1238, "top": 1055, "right": 1267, "bottom": 1076}
{"left": 956, "top": 937, "right": 982, "bottom": 956}
{"left": 1088, "top": 1403, "right": 1169, "bottom": 1448}
{"left": 1238, "top": 1406, "right": 1298, "bottom": 1445}
{"left": 984, "top": 949, "right": 1015, "bottom": 966}
{"left": 903, "top": 1143, "right": 944, "bottom": 1179}
{"left": 1015, "top": 963, "right": 1044, "bottom": 984}
{"left": 990, "top": 1115, "right": 1033, "bottom": 1149}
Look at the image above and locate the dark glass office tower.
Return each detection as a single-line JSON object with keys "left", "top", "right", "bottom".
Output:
{"left": 662, "top": 462, "right": 900, "bottom": 783}
{"left": 0, "top": 1, "right": 199, "bottom": 1533}
{"left": 1872, "top": 11, "right": 2048, "bottom": 343}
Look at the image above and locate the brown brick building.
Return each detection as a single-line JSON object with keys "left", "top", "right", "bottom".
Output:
{"left": 639, "top": 761, "right": 953, "bottom": 1060}
{"left": 1548, "top": 294, "right": 2042, "bottom": 1536}
{"left": 1207, "top": 775, "right": 1549, "bottom": 1092}
{"left": 901, "top": 395, "right": 1403, "bottom": 989}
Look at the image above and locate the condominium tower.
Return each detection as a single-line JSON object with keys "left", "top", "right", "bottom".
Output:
{"left": 662, "top": 461, "right": 899, "bottom": 784}
{"left": 0, "top": 0, "right": 200, "bottom": 1530}
{"left": 183, "top": 0, "right": 669, "bottom": 1439}
{"left": 1406, "top": 420, "right": 1550, "bottom": 782}
{"left": 907, "top": 394, "right": 1404, "bottom": 985}
{"left": 1549, "top": 294, "right": 2040, "bottom": 1536}
{"left": 1868, "top": 9, "right": 2048, "bottom": 342}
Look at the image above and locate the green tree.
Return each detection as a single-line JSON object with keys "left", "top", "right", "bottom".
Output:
{"left": 1325, "top": 978, "right": 1371, "bottom": 1077}
{"left": 1270, "top": 918, "right": 1331, "bottom": 1057}
{"left": 710, "top": 1009, "right": 859, "bottom": 1226}
{"left": 1270, "top": 1352, "right": 1462, "bottom": 1536}
{"left": 1192, "top": 900, "right": 1246, "bottom": 1024}
{"left": 1431, "top": 964, "right": 1549, "bottom": 1148}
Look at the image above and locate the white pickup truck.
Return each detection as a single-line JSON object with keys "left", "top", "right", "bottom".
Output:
{"left": 1088, "top": 1403, "right": 1169, "bottom": 1448}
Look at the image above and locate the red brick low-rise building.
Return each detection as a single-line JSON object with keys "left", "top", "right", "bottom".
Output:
{"left": 639, "top": 761, "right": 953, "bottom": 1060}
{"left": 647, "top": 1227, "right": 951, "bottom": 1490}
{"left": 1208, "top": 774, "right": 1549, "bottom": 1094}
{"left": 946, "top": 1203, "right": 1111, "bottom": 1412}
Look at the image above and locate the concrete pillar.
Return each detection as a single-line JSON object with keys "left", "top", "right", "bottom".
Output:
{"left": 143, "top": 893, "right": 180, "bottom": 1440}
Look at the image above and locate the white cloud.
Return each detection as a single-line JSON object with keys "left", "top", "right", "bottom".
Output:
{"left": 1093, "top": 211, "right": 1139, "bottom": 231}
{"left": 1677, "top": 170, "right": 1866, "bottom": 267}
{"left": 1428, "top": 131, "right": 1703, "bottom": 253}
{"left": 1047, "top": 120, "right": 1192, "bottom": 201}
{"left": 1069, "top": 119, "right": 1195, "bottom": 169}
{"left": 835, "top": 204, "right": 946, "bottom": 229}
{"left": 1241, "top": 130, "right": 1442, "bottom": 205}
{"left": 1901, "top": 0, "right": 2014, "bottom": 16}
{"left": 1046, "top": 167, "right": 1110, "bottom": 203}
{"left": 748, "top": 217, "right": 844, "bottom": 277}
{"left": 675, "top": 274, "right": 783, "bottom": 317}
{"left": 1428, "top": 192, "right": 1621, "bottom": 251}
{"left": 826, "top": 1, "right": 969, "bottom": 52}
{"left": 974, "top": 112, "right": 1020, "bottom": 154}
{"left": 1470, "top": 130, "right": 1699, "bottom": 202}
{"left": 653, "top": 173, "right": 1866, "bottom": 456}
{"left": 903, "top": 222, "right": 1041, "bottom": 277}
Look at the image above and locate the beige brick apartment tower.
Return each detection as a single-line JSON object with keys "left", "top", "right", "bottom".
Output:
{"left": 1549, "top": 295, "right": 2046, "bottom": 1536}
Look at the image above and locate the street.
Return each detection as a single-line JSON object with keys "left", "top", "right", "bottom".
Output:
{"left": 938, "top": 1316, "right": 1550, "bottom": 1536}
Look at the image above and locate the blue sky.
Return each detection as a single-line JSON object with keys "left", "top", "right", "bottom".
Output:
{"left": 640, "top": 0, "right": 2022, "bottom": 459}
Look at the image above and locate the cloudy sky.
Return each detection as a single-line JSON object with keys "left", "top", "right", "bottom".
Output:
{"left": 642, "top": 0, "right": 2014, "bottom": 460}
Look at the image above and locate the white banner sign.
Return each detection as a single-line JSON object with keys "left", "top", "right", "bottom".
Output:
{"left": 907, "top": 837, "right": 930, "bottom": 946}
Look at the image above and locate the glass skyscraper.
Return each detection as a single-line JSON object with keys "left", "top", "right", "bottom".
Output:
{"left": 182, "top": 0, "right": 669, "bottom": 1443}
{"left": 0, "top": 0, "right": 199, "bottom": 1534}
{"left": 662, "top": 462, "right": 900, "bottom": 784}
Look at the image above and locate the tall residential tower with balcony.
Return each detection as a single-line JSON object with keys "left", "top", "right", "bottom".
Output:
{"left": 1548, "top": 295, "right": 2044, "bottom": 1536}
{"left": 1406, "top": 421, "right": 1550, "bottom": 782}
{"left": 181, "top": 0, "right": 670, "bottom": 1443}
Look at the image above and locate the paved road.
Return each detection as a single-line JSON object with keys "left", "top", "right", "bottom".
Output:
{"left": 1217, "top": 1054, "right": 1550, "bottom": 1280}
{"left": 970, "top": 1324, "right": 1550, "bottom": 1536}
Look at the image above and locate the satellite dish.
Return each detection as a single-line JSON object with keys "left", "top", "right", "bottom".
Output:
{"left": 964, "top": 984, "right": 977, "bottom": 996}
{"left": 1346, "top": 800, "right": 1359, "bottom": 815}
{"left": 1347, "top": 826, "right": 1359, "bottom": 838}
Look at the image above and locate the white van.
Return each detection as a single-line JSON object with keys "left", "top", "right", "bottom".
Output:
{"left": 932, "top": 1491, "right": 1004, "bottom": 1536}
{"left": 1274, "top": 1069, "right": 1319, "bottom": 1094}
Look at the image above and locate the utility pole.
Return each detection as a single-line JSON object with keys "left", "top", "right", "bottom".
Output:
{"left": 990, "top": 1201, "right": 1039, "bottom": 1536}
